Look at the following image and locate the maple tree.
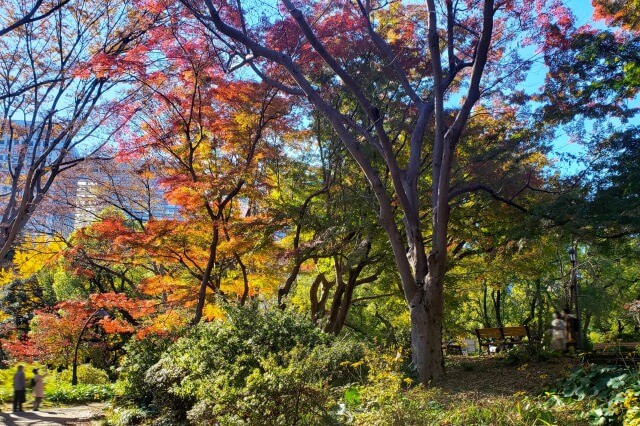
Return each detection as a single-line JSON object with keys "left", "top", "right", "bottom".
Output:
{"left": 4, "top": 292, "right": 155, "bottom": 367}
{"left": 539, "top": 0, "right": 640, "bottom": 240}
{"left": 593, "top": 0, "right": 640, "bottom": 31}
{"left": 62, "top": 212, "right": 145, "bottom": 295}
{"left": 87, "top": 16, "right": 294, "bottom": 324}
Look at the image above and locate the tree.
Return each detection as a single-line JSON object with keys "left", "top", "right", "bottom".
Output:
{"left": 270, "top": 115, "right": 398, "bottom": 335}
{"left": 0, "top": 0, "right": 71, "bottom": 37}
{"left": 0, "top": 0, "right": 157, "bottom": 261}
{"left": 5, "top": 292, "right": 154, "bottom": 367}
{"left": 174, "top": 0, "right": 568, "bottom": 382}
{"left": 96, "top": 18, "right": 292, "bottom": 324}
{"left": 593, "top": 0, "right": 640, "bottom": 31}
{"left": 539, "top": 1, "right": 640, "bottom": 238}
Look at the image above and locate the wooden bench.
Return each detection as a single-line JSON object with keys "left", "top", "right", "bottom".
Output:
{"left": 592, "top": 342, "right": 640, "bottom": 352}
{"left": 475, "top": 326, "right": 532, "bottom": 354}
{"left": 442, "top": 342, "right": 462, "bottom": 355}
{"left": 588, "top": 342, "right": 640, "bottom": 365}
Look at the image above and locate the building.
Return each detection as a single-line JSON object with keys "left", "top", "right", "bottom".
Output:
{"left": 1, "top": 121, "right": 177, "bottom": 239}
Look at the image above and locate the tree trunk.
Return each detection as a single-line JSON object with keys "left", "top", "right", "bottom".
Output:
{"left": 192, "top": 226, "right": 219, "bottom": 325}
{"left": 523, "top": 279, "right": 540, "bottom": 326}
{"left": 409, "top": 276, "right": 445, "bottom": 383}
{"left": 492, "top": 289, "right": 503, "bottom": 328}
{"left": 583, "top": 312, "right": 592, "bottom": 341}
{"left": 482, "top": 284, "right": 491, "bottom": 327}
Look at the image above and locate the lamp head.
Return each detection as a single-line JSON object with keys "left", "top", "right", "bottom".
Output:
{"left": 94, "top": 308, "right": 110, "bottom": 319}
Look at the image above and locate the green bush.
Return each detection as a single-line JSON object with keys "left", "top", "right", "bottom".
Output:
{"left": 502, "top": 343, "right": 555, "bottom": 365}
{"left": 104, "top": 406, "right": 153, "bottom": 426}
{"left": 545, "top": 365, "right": 640, "bottom": 425}
{"left": 45, "top": 382, "right": 114, "bottom": 404}
{"left": 110, "top": 303, "right": 363, "bottom": 425}
{"left": 345, "top": 350, "right": 580, "bottom": 426}
{"left": 0, "top": 363, "right": 112, "bottom": 404}
{"left": 112, "top": 333, "right": 175, "bottom": 409}
{"left": 56, "top": 364, "right": 110, "bottom": 385}
{"left": 347, "top": 350, "right": 446, "bottom": 425}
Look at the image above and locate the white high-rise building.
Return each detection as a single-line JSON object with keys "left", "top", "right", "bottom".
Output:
{"left": 71, "top": 159, "right": 180, "bottom": 231}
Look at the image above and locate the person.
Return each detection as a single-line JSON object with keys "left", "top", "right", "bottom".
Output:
{"left": 32, "top": 368, "right": 46, "bottom": 411}
{"left": 13, "top": 365, "right": 26, "bottom": 412}
{"left": 550, "top": 311, "right": 566, "bottom": 352}
{"left": 562, "top": 308, "right": 579, "bottom": 352}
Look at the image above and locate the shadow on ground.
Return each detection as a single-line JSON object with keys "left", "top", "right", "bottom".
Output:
{"left": 0, "top": 404, "right": 105, "bottom": 425}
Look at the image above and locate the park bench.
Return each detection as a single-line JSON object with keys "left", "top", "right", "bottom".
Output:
{"left": 588, "top": 342, "right": 640, "bottom": 365}
{"left": 592, "top": 342, "right": 640, "bottom": 352}
{"left": 475, "top": 326, "right": 532, "bottom": 354}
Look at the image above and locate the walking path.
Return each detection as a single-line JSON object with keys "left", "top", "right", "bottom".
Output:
{"left": 0, "top": 404, "right": 105, "bottom": 425}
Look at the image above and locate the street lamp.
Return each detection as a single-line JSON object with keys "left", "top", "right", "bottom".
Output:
{"left": 72, "top": 308, "right": 109, "bottom": 386}
{"left": 568, "top": 247, "right": 583, "bottom": 350}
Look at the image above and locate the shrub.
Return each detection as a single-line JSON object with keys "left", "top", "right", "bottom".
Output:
{"left": 110, "top": 303, "right": 363, "bottom": 425}
{"left": 347, "top": 349, "right": 441, "bottom": 425}
{"left": 56, "top": 364, "right": 110, "bottom": 385}
{"left": 546, "top": 365, "right": 640, "bottom": 425}
{"left": 113, "top": 333, "right": 175, "bottom": 409}
{"left": 45, "top": 383, "right": 114, "bottom": 403}
{"left": 105, "top": 406, "right": 153, "bottom": 426}
{"left": 502, "top": 343, "right": 554, "bottom": 365}
{"left": 346, "top": 350, "right": 579, "bottom": 426}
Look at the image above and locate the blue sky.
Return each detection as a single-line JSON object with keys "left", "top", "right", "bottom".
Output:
{"left": 545, "top": 0, "right": 635, "bottom": 175}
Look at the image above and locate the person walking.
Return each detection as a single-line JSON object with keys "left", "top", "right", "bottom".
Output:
{"left": 550, "top": 311, "right": 567, "bottom": 352}
{"left": 32, "top": 368, "right": 46, "bottom": 411}
{"left": 13, "top": 365, "right": 26, "bottom": 412}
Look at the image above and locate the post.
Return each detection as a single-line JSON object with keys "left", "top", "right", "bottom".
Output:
{"left": 72, "top": 308, "right": 109, "bottom": 385}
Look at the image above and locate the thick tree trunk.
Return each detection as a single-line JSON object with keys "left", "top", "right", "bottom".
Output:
{"left": 409, "top": 277, "right": 445, "bottom": 383}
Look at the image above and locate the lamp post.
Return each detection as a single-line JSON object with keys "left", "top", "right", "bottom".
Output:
{"left": 568, "top": 247, "right": 583, "bottom": 350}
{"left": 72, "top": 308, "right": 109, "bottom": 385}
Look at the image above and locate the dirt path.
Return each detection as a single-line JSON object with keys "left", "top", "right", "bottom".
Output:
{"left": 0, "top": 404, "right": 106, "bottom": 425}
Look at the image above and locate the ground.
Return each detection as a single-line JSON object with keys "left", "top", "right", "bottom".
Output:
{"left": 439, "top": 354, "right": 579, "bottom": 397}
{"left": 0, "top": 404, "right": 105, "bottom": 426}
{"left": 427, "top": 354, "right": 586, "bottom": 425}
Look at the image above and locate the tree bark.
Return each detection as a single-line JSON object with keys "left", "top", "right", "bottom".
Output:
{"left": 482, "top": 284, "right": 491, "bottom": 327}
{"left": 492, "top": 289, "right": 503, "bottom": 328}
{"left": 192, "top": 226, "right": 219, "bottom": 325}
{"left": 410, "top": 279, "right": 444, "bottom": 383}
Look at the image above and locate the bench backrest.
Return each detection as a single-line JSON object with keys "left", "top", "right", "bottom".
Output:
{"left": 502, "top": 326, "right": 529, "bottom": 339}
{"left": 475, "top": 328, "right": 503, "bottom": 339}
{"left": 593, "top": 342, "right": 639, "bottom": 351}
{"left": 475, "top": 326, "right": 531, "bottom": 342}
